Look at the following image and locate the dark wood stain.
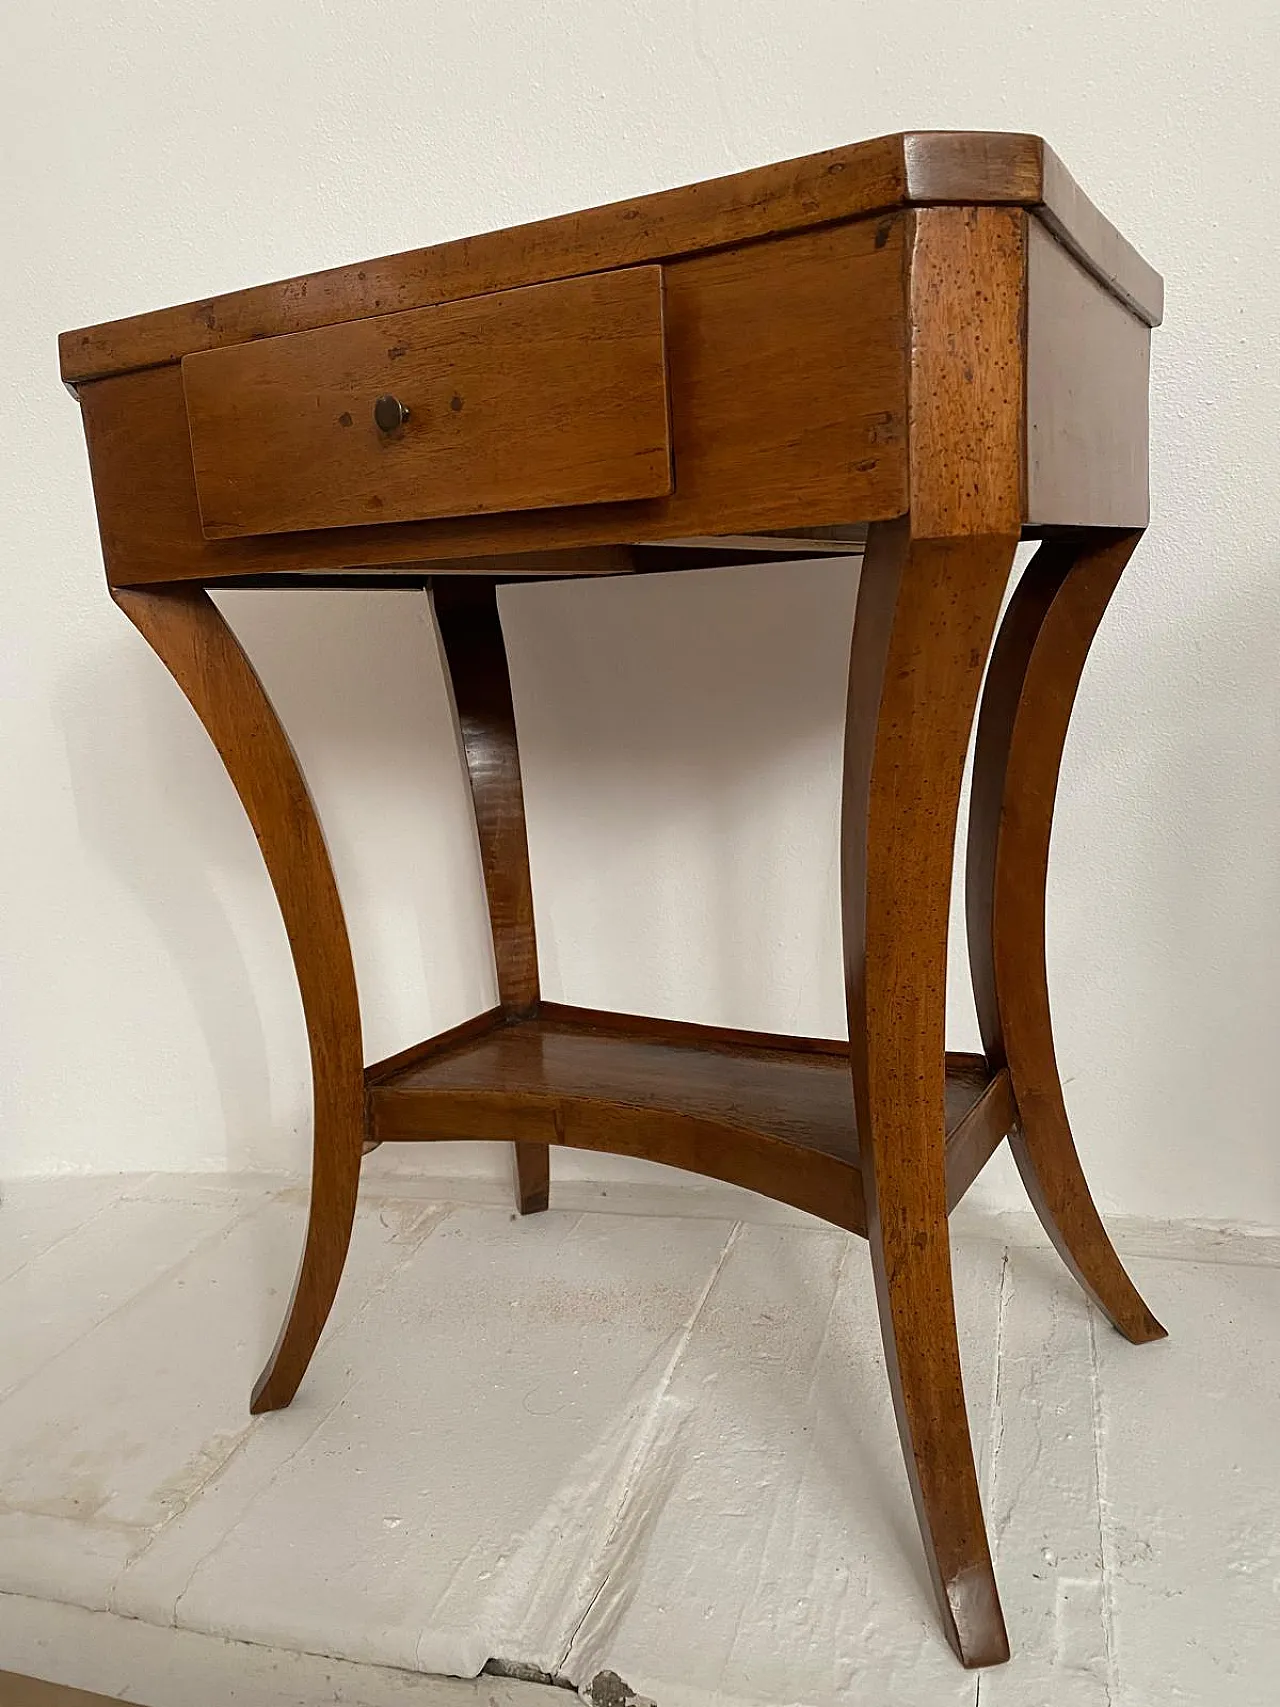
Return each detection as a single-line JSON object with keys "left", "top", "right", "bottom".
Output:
{"left": 432, "top": 578, "right": 548, "bottom": 1213}
{"left": 966, "top": 529, "right": 1166, "bottom": 1344}
{"left": 371, "top": 1011, "right": 994, "bottom": 1161}
{"left": 838, "top": 207, "right": 1025, "bottom": 1669}
{"left": 367, "top": 1008, "right": 1009, "bottom": 1241}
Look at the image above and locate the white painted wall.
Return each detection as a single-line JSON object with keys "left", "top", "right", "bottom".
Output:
{"left": 3, "top": 0, "right": 1278, "bottom": 1223}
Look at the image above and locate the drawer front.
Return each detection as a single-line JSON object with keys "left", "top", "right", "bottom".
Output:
{"left": 182, "top": 267, "right": 673, "bottom": 539}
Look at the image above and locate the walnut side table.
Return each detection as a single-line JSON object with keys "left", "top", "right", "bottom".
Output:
{"left": 62, "top": 131, "right": 1166, "bottom": 1670}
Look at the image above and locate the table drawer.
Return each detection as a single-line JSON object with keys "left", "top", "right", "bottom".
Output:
{"left": 181, "top": 267, "right": 673, "bottom": 540}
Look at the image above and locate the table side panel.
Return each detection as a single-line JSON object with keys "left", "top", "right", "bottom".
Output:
{"left": 1025, "top": 217, "right": 1151, "bottom": 529}
{"left": 79, "top": 216, "right": 909, "bottom": 586}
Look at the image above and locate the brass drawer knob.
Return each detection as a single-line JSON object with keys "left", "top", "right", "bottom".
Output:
{"left": 373, "top": 394, "right": 410, "bottom": 433}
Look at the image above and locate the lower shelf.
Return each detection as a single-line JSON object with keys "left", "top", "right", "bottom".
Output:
{"left": 366, "top": 1004, "right": 1015, "bottom": 1236}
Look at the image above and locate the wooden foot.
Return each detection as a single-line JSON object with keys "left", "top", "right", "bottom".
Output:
{"left": 250, "top": 1154, "right": 364, "bottom": 1414}
{"left": 433, "top": 579, "right": 549, "bottom": 1213}
{"left": 967, "top": 531, "right": 1166, "bottom": 1344}
{"left": 843, "top": 521, "right": 1018, "bottom": 1668}
{"left": 113, "top": 587, "right": 366, "bottom": 1415}
{"left": 514, "top": 1143, "right": 551, "bottom": 1215}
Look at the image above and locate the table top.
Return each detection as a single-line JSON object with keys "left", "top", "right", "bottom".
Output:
{"left": 60, "top": 131, "right": 1161, "bottom": 389}
{"left": 67, "top": 130, "right": 1161, "bottom": 584}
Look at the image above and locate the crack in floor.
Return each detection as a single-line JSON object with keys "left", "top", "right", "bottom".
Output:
{"left": 483, "top": 1657, "right": 657, "bottom": 1706}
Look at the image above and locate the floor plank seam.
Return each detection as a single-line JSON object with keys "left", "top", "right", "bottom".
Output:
{"left": 7, "top": 1183, "right": 1280, "bottom": 1702}
{"left": 798, "top": 1233, "right": 854, "bottom": 1417}
{"left": 0, "top": 1206, "right": 253, "bottom": 1414}
{"left": 0, "top": 1187, "right": 131, "bottom": 1293}
{"left": 0, "top": 1589, "right": 489, "bottom": 1703}
{"left": 164, "top": 1362, "right": 380, "bottom": 1634}
{"left": 970, "top": 1252, "right": 1010, "bottom": 1707}
{"left": 698, "top": 1227, "right": 839, "bottom": 1694}
{"left": 1087, "top": 1309, "right": 1119, "bottom": 1707}
{"left": 1105, "top": 1247, "right": 1280, "bottom": 1272}
{"left": 158, "top": 1203, "right": 455, "bottom": 1628}
{"left": 985, "top": 1244, "right": 1012, "bottom": 1520}
{"left": 553, "top": 1220, "right": 744, "bottom": 1683}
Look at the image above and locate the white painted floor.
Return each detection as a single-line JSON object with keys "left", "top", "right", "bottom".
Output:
{"left": 0, "top": 1162, "right": 1277, "bottom": 1707}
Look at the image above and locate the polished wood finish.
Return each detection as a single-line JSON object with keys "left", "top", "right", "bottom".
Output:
{"left": 77, "top": 218, "right": 906, "bottom": 587}
{"left": 67, "top": 134, "right": 1165, "bottom": 1672}
{"left": 1026, "top": 220, "right": 1151, "bottom": 527}
{"left": 432, "top": 578, "right": 548, "bottom": 1213}
{"left": 432, "top": 583, "right": 539, "bottom": 1013}
{"left": 844, "top": 523, "right": 1019, "bottom": 1669}
{"left": 967, "top": 530, "right": 1166, "bottom": 1344}
{"left": 945, "top": 1066, "right": 1019, "bottom": 1212}
{"left": 60, "top": 130, "right": 1158, "bottom": 386}
{"left": 184, "top": 267, "right": 673, "bottom": 539}
{"left": 367, "top": 1007, "right": 1013, "bottom": 1238}
{"left": 364, "top": 1004, "right": 506, "bottom": 1084}
{"left": 900, "top": 134, "right": 1161, "bottom": 325}
{"left": 77, "top": 216, "right": 914, "bottom": 590}
{"left": 836, "top": 209, "right": 1028, "bottom": 1669}
{"left": 110, "top": 586, "right": 365, "bottom": 1415}
{"left": 541, "top": 1000, "right": 852, "bottom": 1056}
{"left": 361, "top": 1007, "right": 979, "bottom": 1239}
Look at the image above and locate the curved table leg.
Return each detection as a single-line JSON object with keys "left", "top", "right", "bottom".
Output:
{"left": 114, "top": 586, "right": 366, "bottom": 1413}
{"left": 432, "top": 579, "right": 548, "bottom": 1214}
{"left": 967, "top": 531, "right": 1166, "bottom": 1344}
{"left": 843, "top": 520, "right": 1019, "bottom": 1668}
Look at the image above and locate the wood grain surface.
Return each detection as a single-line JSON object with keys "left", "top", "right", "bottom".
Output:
{"left": 370, "top": 1010, "right": 999, "bottom": 1155}
{"left": 432, "top": 578, "right": 548, "bottom": 1213}
{"left": 843, "top": 521, "right": 1018, "bottom": 1669}
{"left": 110, "top": 586, "right": 367, "bottom": 1415}
{"left": 967, "top": 529, "right": 1167, "bottom": 1344}
{"left": 367, "top": 1007, "right": 1007, "bottom": 1239}
{"left": 78, "top": 217, "right": 906, "bottom": 586}
{"left": 835, "top": 207, "right": 1032, "bottom": 1669}
{"left": 67, "top": 132, "right": 1164, "bottom": 1672}
{"left": 183, "top": 268, "right": 672, "bottom": 539}
{"left": 904, "top": 205, "right": 1025, "bottom": 539}
{"left": 60, "top": 130, "right": 1158, "bottom": 385}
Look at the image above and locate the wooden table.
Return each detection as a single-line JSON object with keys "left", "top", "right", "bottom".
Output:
{"left": 62, "top": 131, "right": 1166, "bottom": 1671}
